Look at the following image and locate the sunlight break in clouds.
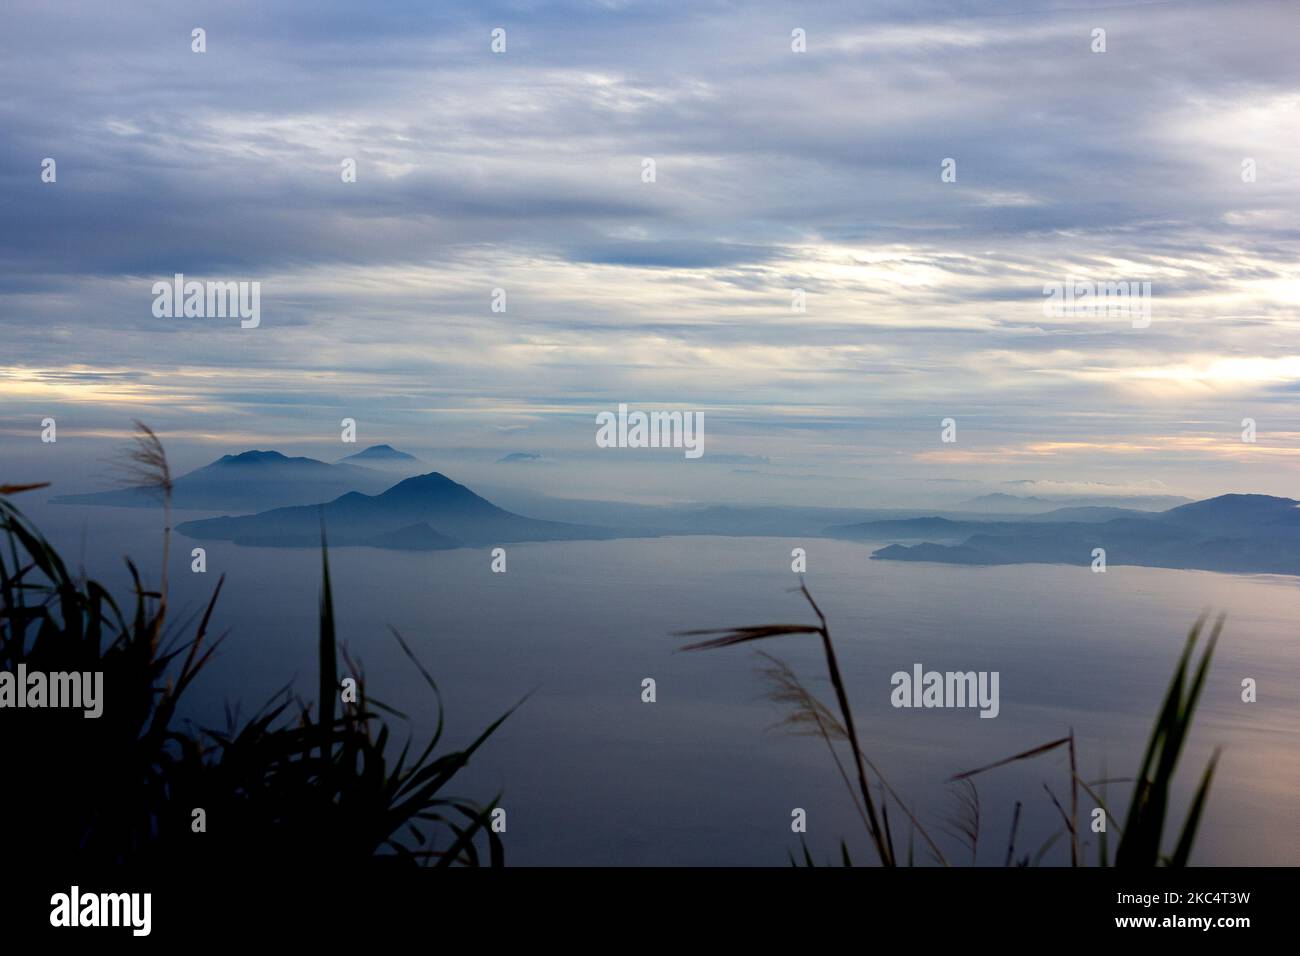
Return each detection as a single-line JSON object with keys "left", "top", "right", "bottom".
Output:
{"left": 1, "top": 0, "right": 1298, "bottom": 502}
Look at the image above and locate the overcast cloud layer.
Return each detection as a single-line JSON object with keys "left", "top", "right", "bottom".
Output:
{"left": 2, "top": 0, "right": 1298, "bottom": 505}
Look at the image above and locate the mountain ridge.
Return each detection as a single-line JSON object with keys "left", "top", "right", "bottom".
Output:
{"left": 177, "top": 469, "right": 623, "bottom": 549}
{"left": 850, "top": 494, "right": 1300, "bottom": 575}
{"left": 338, "top": 444, "right": 421, "bottom": 465}
{"left": 52, "top": 449, "right": 392, "bottom": 511}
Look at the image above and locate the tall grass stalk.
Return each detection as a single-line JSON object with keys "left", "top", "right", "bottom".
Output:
{"left": 681, "top": 584, "right": 1222, "bottom": 867}
{"left": 1, "top": 427, "right": 513, "bottom": 867}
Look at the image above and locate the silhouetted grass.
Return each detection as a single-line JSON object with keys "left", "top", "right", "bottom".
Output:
{"left": 1, "top": 428, "right": 512, "bottom": 867}
{"left": 681, "top": 582, "right": 1222, "bottom": 867}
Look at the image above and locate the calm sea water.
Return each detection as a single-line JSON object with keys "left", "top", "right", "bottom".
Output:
{"left": 19, "top": 499, "right": 1300, "bottom": 866}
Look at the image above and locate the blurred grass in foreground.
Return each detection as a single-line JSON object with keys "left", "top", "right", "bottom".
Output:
{"left": 681, "top": 581, "right": 1221, "bottom": 867}
{"left": 0, "top": 425, "right": 512, "bottom": 868}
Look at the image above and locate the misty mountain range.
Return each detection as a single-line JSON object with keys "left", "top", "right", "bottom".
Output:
{"left": 47, "top": 445, "right": 1300, "bottom": 573}
{"left": 835, "top": 495, "right": 1300, "bottom": 576}
{"left": 51, "top": 449, "right": 403, "bottom": 510}
{"left": 957, "top": 492, "right": 1190, "bottom": 513}
{"left": 337, "top": 443, "right": 422, "bottom": 467}
{"left": 176, "top": 471, "right": 620, "bottom": 550}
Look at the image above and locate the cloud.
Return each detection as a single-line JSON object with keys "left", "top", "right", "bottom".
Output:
{"left": 2, "top": 0, "right": 1298, "bottom": 501}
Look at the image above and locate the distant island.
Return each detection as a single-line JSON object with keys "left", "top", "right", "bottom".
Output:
{"left": 50, "top": 443, "right": 1300, "bottom": 571}
{"left": 833, "top": 494, "right": 1300, "bottom": 576}
{"left": 177, "top": 471, "right": 623, "bottom": 550}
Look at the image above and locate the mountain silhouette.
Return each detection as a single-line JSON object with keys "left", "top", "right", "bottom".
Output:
{"left": 1159, "top": 493, "right": 1300, "bottom": 535}
{"left": 338, "top": 444, "right": 421, "bottom": 465}
{"left": 52, "top": 450, "right": 392, "bottom": 511}
{"left": 841, "top": 494, "right": 1300, "bottom": 575}
{"left": 958, "top": 492, "right": 1189, "bottom": 513}
{"left": 177, "top": 470, "right": 621, "bottom": 549}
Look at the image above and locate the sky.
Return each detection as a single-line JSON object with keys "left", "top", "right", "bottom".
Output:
{"left": 2, "top": 0, "right": 1299, "bottom": 507}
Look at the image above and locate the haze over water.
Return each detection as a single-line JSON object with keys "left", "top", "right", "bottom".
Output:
{"left": 4, "top": 0, "right": 1300, "bottom": 887}
{"left": 21, "top": 497, "right": 1300, "bottom": 866}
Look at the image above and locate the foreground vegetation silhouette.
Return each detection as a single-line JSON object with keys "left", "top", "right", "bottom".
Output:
{"left": 1, "top": 422, "right": 1219, "bottom": 869}
{"left": 680, "top": 581, "right": 1221, "bottom": 867}
{"left": 0, "top": 425, "right": 511, "bottom": 868}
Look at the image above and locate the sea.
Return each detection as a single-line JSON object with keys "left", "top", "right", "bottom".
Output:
{"left": 13, "top": 497, "right": 1300, "bottom": 866}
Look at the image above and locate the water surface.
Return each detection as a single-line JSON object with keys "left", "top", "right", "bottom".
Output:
{"left": 22, "top": 499, "right": 1300, "bottom": 866}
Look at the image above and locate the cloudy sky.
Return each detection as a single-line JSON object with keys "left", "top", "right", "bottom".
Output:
{"left": 2, "top": 0, "right": 1298, "bottom": 506}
